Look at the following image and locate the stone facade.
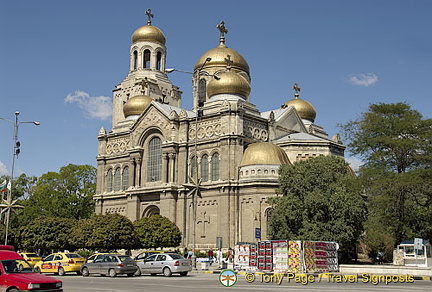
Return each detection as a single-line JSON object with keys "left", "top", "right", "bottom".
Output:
{"left": 94, "top": 15, "right": 345, "bottom": 249}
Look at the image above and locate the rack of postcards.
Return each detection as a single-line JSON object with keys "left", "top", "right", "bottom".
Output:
{"left": 234, "top": 240, "right": 339, "bottom": 273}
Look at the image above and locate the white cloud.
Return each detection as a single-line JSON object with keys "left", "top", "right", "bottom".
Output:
{"left": 348, "top": 73, "right": 378, "bottom": 87}
{"left": 65, "top": 90, "right": 112, "bottom": 121}
{"left": 0, "top": 161, "right": 8, "bottom": 176}
{"left": 345, "top": 156, "right": 363, "bottom": 172}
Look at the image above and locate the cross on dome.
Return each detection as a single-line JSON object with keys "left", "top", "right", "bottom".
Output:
{"left": 216, "top": 21, "right": 228, "bottom": 45}
{"left": 292, "top": 83, "right": 301, "bottom": 98}
{"left": 145, "top": 8, "right": 154, "bottom": 25}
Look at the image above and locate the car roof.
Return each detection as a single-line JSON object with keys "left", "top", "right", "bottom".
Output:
{"left": 0, "top": 250, "right": 24, "bottom": 260}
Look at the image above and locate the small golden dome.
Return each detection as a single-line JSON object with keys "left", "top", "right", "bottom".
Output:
{"left": 241, "top": 142, "right": 290, "bottom": 166}
{"left": 282, "top": 98, "right": 316, "bottom": 122}
{"left": 123, "top": 94, "right": 154, "bottom": 118}
{"left": 132, "top": 24, "right": 166, "bottom": 45}
{"left": 194, "top": 44, "right": 249, "bottom": 73}
{"left": 207, "top": 71, "right": 250, "bottom": 98}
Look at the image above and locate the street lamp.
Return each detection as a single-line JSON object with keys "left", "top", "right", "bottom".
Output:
{"left": 168, "top": 57, "right": 217, "bottom": 268}
{"left": 0, "top": 111, "right": 40, "bottom": 245}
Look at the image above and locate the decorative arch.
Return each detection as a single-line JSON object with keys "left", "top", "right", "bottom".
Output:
{"left": 142, "top": 205, "right": 160, "bottom": 218}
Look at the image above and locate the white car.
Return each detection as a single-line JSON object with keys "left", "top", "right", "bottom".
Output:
{"left": 135, "top": 253, "right": 191, "bottom": 277}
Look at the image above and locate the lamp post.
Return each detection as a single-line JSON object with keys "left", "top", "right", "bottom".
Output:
{"left": 0, "top": 111, "right": 40, "bottom": 245}
{"left": 167, "top": 58, "right": 217, "bottom": 267}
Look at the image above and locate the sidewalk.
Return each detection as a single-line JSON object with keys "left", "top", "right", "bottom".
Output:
{"left": 193, "top": 263, "right": 432, "bottom": 280}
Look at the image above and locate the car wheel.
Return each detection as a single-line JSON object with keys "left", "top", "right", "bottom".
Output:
{"left": 18, "top": 264, "right": 24, "bottom": 271}
{"left": 134, "top": 268, "right": 141, "bottom": 276}
{"left": 35, "top": 267, "right": 41, "bottom": 273}
{"left": 8, "top": 288, "right": 19, "bottom": 292}
{"left": 81, "top": 267, "right": 90, "bottom": 277}
{"left": 58, "top": 267, "right": 65, "bottom": 276}
{"left": 163, "top": 267, "right": 172, "bottom": 277}
{"left": 180, "top": 272, "right": 188, "bottom": 276}
{"left": 108, "top": 269, "right": 116, "bottom": 278}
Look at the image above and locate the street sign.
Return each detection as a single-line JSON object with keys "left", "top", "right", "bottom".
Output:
{"left": 414, "top": 238, "right": 422, "bottom": 250}
{"left": 255, "top": 228, "right": 261, "bottom": 239}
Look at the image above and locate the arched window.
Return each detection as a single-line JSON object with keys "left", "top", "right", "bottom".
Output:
{"left": 122, "top": 166, "right": 129, "bottom": 191}
{"left": 201, "top": 155, "right": 209, "bottom": 182}
{"left": 143, "top": 49, "right": 151, "bottom": 69}
{"left": 198, "top": 78, "right": 206, "bottom": 108}
{"left": 156, "top": 51, "right": 162, "bottom": 70}
{"left": 190, "top": 155, "right": 198, "bottom": 179}
{"left": 106, "top": 169, "right": 113, "bottom": 192}
{"left": 211, "top": 153, "right": 219, "bottom": 181}
{"left": 147, "top": 137, "right": 162, "bottom": 182}
{"left": 133, "top": 51, "right": 138, "bottom": 70}
{"left": 114, "top": 168, "right": 121, "bottom": 191}
{"left": 266, "top": 208, "right": 273, "bottom": 237}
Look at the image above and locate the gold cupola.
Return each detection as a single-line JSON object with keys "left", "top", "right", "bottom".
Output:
{"left": 282, "top": 83, "right": 316, "bottom": 123}
{"left": 132, "top": 9, "right": 166, "bottom": 45}
{"left": 241, "top": 142, "right": 290, "bottom": 166}
{"left": 194, "top": 21, "right": 249, "bottom": 74}
{"left": 123, "top": 94, "right": 154, "bottom": 118}
{"left": 207, "top": 69, "right": 251, "bottom": 98}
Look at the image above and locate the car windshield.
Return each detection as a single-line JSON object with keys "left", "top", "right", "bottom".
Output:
{"left": 169, "top": 254, "right": 183, "bottom": 259}
{"left": 65, "top": 253, "right": 81, "bottom": 258}
{"left": 1, "top": 259, "right": 34, "bottom": 274}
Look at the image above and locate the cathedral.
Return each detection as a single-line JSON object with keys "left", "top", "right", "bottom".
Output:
{"left": 94, "top": 10, "right": 345, "bottom": 249}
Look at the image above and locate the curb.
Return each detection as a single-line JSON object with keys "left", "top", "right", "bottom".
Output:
{"left": 200, "top": 270, "right": 431, "bottom": 281}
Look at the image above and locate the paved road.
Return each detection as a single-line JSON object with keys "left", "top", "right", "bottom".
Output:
{"left": 53, "top": 271, "right": 432, "bottom": 292}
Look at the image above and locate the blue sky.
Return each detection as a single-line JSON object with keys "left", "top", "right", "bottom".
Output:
{"left": 1, "top": 0, "right": 431, "bottom": 178}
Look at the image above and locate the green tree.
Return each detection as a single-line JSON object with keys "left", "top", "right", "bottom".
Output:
{"left": 71, "top": 213, "right": 138, "bottom": 251}
{"left": 341, "top": 102, "right": 432, "bottom": 246}
{"left": 19, "top": 164, "right": 96, "bottom": 224}
{"left": 18, "top": 217, "right": 77, "bottom": 252}
{"left": 269, "top": 156, "right": 366, "bottom": 252}
{"left": 134, "top": 215, "right": 182, "bottom": 249}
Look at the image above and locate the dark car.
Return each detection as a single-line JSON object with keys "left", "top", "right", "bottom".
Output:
{"left": 80, "top": 254, "right": 137, "bottom": 277}
{"left": 135, "top": 253, "right": 192, "bottom": 277}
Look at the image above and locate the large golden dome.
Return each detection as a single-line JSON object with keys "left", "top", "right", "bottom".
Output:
{"left": 241, "top": 142, "right": 290, "bottom": 166}
{"left": 132, "top": 24, "right": 166, "bottom": 45}
{"left": 194, "top": 44, "right": 249, "bottom": 73}
{"left": 282, "top": 98, "right": 316, "bottom": 122}
{"left": 123, "top": 94, "right": 154, "bottom": 118}
{"left": 207, "top": 70, "right": 250, "bottom": 98}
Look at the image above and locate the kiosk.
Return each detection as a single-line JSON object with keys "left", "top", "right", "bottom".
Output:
{"left": 395, "top": 239, "right": 431, "bottom": 267}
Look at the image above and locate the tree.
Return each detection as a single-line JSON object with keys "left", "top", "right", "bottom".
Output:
{"left": 19, "top": 164, "right": 96, "bottom": 224}
{"left": 71, "top": 213, "right": 138, "bottom": 251}
{"left": 268, "top": 156, "right": 366, "bottom": 252}
{"left": 18, "top": 217, "right": 77, "bottom": 252}
{"left": 341, "top": 102, "right": 432, "bottom": 246}
{"left": 134, "top": 215, "right": 182, "bottom": 249}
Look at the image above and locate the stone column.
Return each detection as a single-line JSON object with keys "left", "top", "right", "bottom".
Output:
{"left": 168, "top": 153, "right": 176, "bottom": 183}
{"left": 162, "top": 153, "right": 168, "bottom": 183}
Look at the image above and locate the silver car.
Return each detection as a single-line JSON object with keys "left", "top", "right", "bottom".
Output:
{"left": 135, "top": 253, "right": 191, "bottom": 277}
{"left": 80, "top": 254, "right": 137, "bottom": 277}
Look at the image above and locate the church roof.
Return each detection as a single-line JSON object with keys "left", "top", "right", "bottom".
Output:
{"left": 153, "top": 102, "right": 195, "bottom": 118}
{"left": 273, "top": 132, "right": 329, "bottom": 142}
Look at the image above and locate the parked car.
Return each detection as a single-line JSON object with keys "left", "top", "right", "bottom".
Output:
{"left": 34, "top": 252, "right": 86, "bottom": 276}
{"left": 0, "top": 245, "right": 63, "bottom": 292}
{"left": 80, "top": 254, "right": 138, "bottom": 277}
{"left": 135, "top": 253, "right": 192, "bottom": 277}
{"left": 19, "top": 252, "right": 42, "bottom": 267}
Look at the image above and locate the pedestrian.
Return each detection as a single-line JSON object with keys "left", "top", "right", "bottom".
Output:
{"left": 183, "top": 247, "right": 188, "bottom": 258}
{"left": 376, "top": 251, "right": 384, "bottom": 264}
{"left": 187, "top": 249, "right": 194, "bottom": 259}
{"left": 208, "top": 248, "right": 213, "bottom": 265}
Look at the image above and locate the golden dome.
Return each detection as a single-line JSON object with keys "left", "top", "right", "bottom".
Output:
{"left": 194, "top": 44, "right": 249, "bottom": 73}
{"left": 207, "top": 70, "right": 250, "bottom": 98}
{"left": 132, "top": 24, "right": 166, "bottom": 45}
{"left": 282, "top": 97, "right": 316, "bottom": 122}
{"left": 123, "top": 94, "right": 154, "bottom": 118}
{"left": 241, "top": 142, "right": 290, "bottom": 166}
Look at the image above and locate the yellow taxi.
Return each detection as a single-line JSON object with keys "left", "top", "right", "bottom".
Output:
{"left": 34, "top": 252, "right": 86, "bottom": 276}
{"left": 19, "top": 252, "right": 42, "bottom": 267}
